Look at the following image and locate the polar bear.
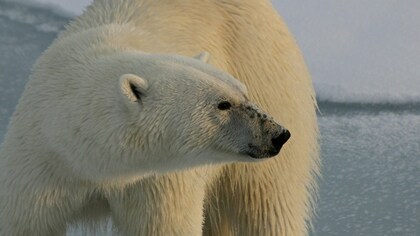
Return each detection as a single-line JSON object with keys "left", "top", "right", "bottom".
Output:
{"left": 0, "top": 22, "right": 291, "bottom": 236}
{"left": 1, "top": 0, "right": 319, "bottom": 235}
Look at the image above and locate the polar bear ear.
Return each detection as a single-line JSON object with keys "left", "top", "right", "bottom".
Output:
{"left": 194, "top": 51, "right": 210, "bottom": 63}
{"left": 119, "top": 74, "right": 149, "bottom": 103}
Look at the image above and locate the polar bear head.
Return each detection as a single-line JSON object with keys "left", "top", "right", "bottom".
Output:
{"left": 115, "top": 52, "right": 290, "bottom": 171}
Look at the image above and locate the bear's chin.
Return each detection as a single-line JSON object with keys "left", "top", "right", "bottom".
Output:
{"left": 246, "top": 152, "right": 267, "bottom": 159}
{"left": 241, "top": 150, "right": 280, "bottom": 160}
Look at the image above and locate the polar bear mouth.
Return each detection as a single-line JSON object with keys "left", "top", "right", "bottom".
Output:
{"left": 245, "top": 151, "right": 277, "bottom": 159}
{"left": 244, "top": 144, "right": 280, "bottom": 159}
{"left": 244, "top": 129, "right": 290, "bottom": 159}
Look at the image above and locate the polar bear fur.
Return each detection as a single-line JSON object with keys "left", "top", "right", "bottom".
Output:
{"left": 0, "top": 25, "right": 291, "bottom": 235}
{"left": 0, "top": 0, "right": 319, "bottom": 235}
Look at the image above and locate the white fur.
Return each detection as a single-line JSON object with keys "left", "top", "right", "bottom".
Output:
{"left": 194, "top": 51, "right": 211, "bottom": 63}
{"left": 119, "top": 74, "right": 148, "bottom": 103}
{"left": 0, "top": 0, "right": 319, "bottom": 235}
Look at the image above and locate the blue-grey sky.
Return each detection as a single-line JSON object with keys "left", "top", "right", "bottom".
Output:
{"left": 23, "top": 0, "right": 420, "bottom": 103}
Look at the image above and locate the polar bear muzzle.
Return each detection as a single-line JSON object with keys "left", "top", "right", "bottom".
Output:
{"left": 270, "top": 129, "right": 291, "bottom": 155}
{"left": 245, "top": 126, "right": 290, "bottom": 159}
{"left": 223, "top": 101, "right": 291, "bottom": 159}
{"left": 238, "top": 103, "right": 291, "bottom": 159}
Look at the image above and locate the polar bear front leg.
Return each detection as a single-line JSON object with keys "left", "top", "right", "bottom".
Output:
{"left": 108, "top": 171, "right": 207, "bottom": 236}
{"left": 0, "top": 180, "right": 88, "bottom": 236}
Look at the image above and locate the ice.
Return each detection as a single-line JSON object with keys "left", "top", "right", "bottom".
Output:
{"left": 0, "top": 3, "right": 65, "bottom": 32}
{"left": 273, "top": 0, "right": 420, "bottom": 104}
{"left": 314, "top": 110, "right": 420, "bottom": 235}
{"left": 5, "top": 0, "right": 88, "bottom": 17}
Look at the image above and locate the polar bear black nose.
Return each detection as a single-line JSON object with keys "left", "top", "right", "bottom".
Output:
{"left": 271, "top": 129, "right": 291, "bottom": 153}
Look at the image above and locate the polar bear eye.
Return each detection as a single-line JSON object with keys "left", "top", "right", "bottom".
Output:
{"left": 218, "top": 101, "right": 232, "bottom": 110}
